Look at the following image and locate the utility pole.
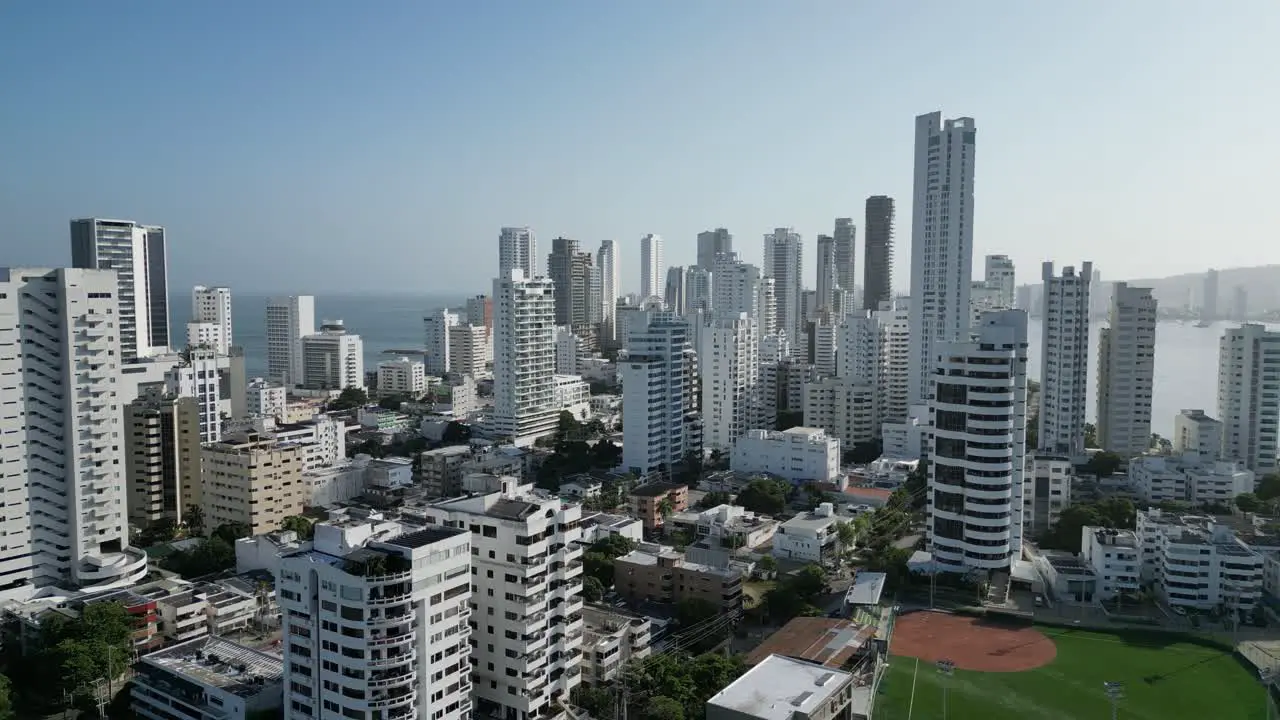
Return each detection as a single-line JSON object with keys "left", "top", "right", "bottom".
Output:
{"left": 936, "top": 659, "right": 955, "bottom": 720}
{"left": 1104, "top": 681, "right": 1124, "bottom": 720}
{"left": 1260, "top": 668, "right": 1276, "bottom": 720}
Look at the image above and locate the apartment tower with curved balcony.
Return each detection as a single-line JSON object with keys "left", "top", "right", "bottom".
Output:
{"left": 927, "top": 309, "right": 1029, "bottom": 574}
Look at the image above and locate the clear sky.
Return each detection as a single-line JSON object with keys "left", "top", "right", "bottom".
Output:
{"left": 2, "top": 2, "right": 1278, "bottom": 296}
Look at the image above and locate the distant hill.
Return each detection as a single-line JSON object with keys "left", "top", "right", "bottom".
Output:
{"left": 1124, "top": 265, "right": 1280, "bottom": 311}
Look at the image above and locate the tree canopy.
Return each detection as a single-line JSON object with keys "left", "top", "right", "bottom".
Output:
{"left": 736, "top": 478, "right": 790, "bottom": 515}
{"left": 1082, "top": 451, "right": 1124, "bottom": 478}
{"left": 328, "top": 386, "right": 370, "bottom": 411}
{"left": 1258, "top": 473, "right": 1280, "bottom": 501}
{"left": 5, "top": 601, "right": 135, "bottom": 712}
{"left": 696, "top": 491, "right": 733, "bottom": 509}
{"left": 582, "top": 535, "right": 637, "bottom": 587}
{"left": 842, "top": 440, "right": 883, "bottom": 465}
{"left": 1038, "top": 498, "right": 1136, "bottom": 554}
{"left": 625, "top": 652, "right": 746, "bottom": 720}
{"left": 281, "top": 515, "right": 316, "bottom": 540}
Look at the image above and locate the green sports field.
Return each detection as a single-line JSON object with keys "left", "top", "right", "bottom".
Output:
{"left": 874, "top": 625, "right": 1269, "bottom": 720}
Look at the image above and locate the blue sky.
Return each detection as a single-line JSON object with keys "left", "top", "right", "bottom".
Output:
{"left": 2, "top": 2, "right": 1277, "bottom": 295}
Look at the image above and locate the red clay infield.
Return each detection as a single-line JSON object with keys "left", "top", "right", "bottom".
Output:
{"left": 890, "top": 611, "right": 1057, "bottom": 672}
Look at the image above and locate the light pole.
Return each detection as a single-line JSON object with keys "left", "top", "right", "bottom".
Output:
{"left": 937, "top": 659, "right": 956, "bottom": 720}
{"left": 1104, "top": 681, "right": 1124, "bottom": 720}
{"left": 1260, "top": 668, "right": 1276, "bottom": 720}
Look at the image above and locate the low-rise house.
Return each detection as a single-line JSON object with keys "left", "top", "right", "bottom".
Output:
{"left": 420, "top": 444, "right": 474, "bottom": 496}
{"left": 629, "top": 481, "right": 689, "bottom": 530}
{"left": 669, "top": 504, "right": 778, "bottom": 550}
{"left": 614, "top": 542, "right": 743, "bottom": 612}
{"left": 1080, "top": 527, "right": 1141, "bottom": 602}
{"left": 1137, "top": 509, "right": 1265, "bottom": 612}
{"left": 579, "top": 512, "right": 644, "bottom": 544}
{"left": 581, "top": 604, "right": 651, "bottom": 685}
{"left": 707, "top": 654, "right": 865, "bottom": 720}
{"left": 131, "top": 636, "right": 284, "bottom": 720}
{"left": 773, "top": 503, "right": 842, "bottom": 564}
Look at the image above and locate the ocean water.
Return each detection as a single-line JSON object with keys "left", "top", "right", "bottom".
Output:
{"left": 174, "top": 293, "right": 1270, "bottom": 438}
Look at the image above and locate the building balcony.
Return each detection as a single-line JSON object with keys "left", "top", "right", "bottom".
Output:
{"left": 369, "top": 687, "right": 417, "bottom": 710}
{"left": 368, "top": 648, "right": 417, "bottom": 668}
{"left": 369, "top": 630, "right": 415, "bottom": 648}
{"left": 368, "top": 669, "right": 416, "bottom": 690}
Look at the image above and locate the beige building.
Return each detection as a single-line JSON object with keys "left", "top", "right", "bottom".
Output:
{"left": 581, "top": 603, "right": 652, "bottom": 686}
{"left": 201, "top": 432, "right": 305, "bottom": 536}
{"left": 614, "top": 543, "right": 743, "bottom": 612}
{"left": 629, "top": 481, "right": 689, "bottom": 530}
{"left": 125, "top": 392, "right": 202, "bottom": 528}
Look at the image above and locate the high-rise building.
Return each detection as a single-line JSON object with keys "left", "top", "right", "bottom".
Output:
{"left": 412, "top": 474, "right": 584, "bottom": 720}
{"left": 985, "top": 255, "right": 1016, "bottom": 310}
{"left": 1039, "top": 261, "right": 1092, "bottom": 457}
{"left": 499, "top": 226, "right": 537, "bottom": 278}
{"left": 277, "top": 518, "right": 474, "bottom": 720}
{"left": 664, "top": 266, "right": 686, "bottom": 315}
{"left": 201, "top": 432, "right": 304, "bottom": 536}
{"left": 875, "top": 299, "right": 912, "bottom": 426}
{"left": 466, "top": 294, "right": 493, "bottom": 330}
{"left": 700, "top": 314, "right": 761, "bottom": 451}
{"left": 187, "top": 285, "right": 233, "bottom": 355}
{"left": 548, "top": 237, "right": 582, "bottom": 325}
{"left": 712, "top": 254, "right": 761, "bottom": 321}
{"left": 863, "top": 196, "right": 895, "bottom": 311}
{"left": 908, "top": 112, "right": 977, "bottom": 405}
{"left": 1203, "top": 269, "right": 1220, "bottom": 322}
{"left": 598, "top": 240, "right": 618, "bottom": 340}
{"left": 1097, "top": 283, "right": 1157, "bottom": 456}
{"left": 377, "top": 357, "right": 427, "bottom": 399}
{"left": 0, "top": 267, "right": 149, "bottom": 595}
{"left": 1218, "top": 324, "right": 1280, "bottom": 474}
{"left": 640, "top": 233, "right": 664, "bottom": 299}
{"left": 1234, "top": 285, "right": 1249, "bottom": 321}
{"left": 928, "top": 310, "right": 1028, "bottom": 573}
{"left": 246, "top": 377, "right": 287, "bottom": 419}
{"left": 833, "top": 218, "right": 856, "bottom": 300}
{"left": 685, "top": 266, "right": 713, "bottom": 315}
{"left": 763, "top": 228, "right": 803, "bottom": 342}
{"left": 492, "top": 270, "right": 559, "bottom": 444}
{"left": 621, "top": 312, "right": 701, "bottom": 475}
{"left": 448, "top": 323, "right": 491, "bottom": 378}
{"left": 424, "top": 308, "right": 460, "bottom": 375}
{"left": 166, "top": 347, "right": 246, "bottom": 443}
{"left": 70, "top": 217, "right": 170, "bottom": 359}
{"left": 125, "top": 392, "right": 201, "bottom": 529}
{"left": 301, "top": 321, "right": 365, "bottom": 391}
{"left": 816, "top": 234, "right": 838, "bottom": 314}
{"left": 696, "top": 228, "right": 733, "bottom": 271}
{"left": 266, "top": 295, "right": 315, "bottom": 388}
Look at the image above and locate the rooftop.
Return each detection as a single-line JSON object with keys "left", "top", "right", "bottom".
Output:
{"left": 844, "top": 572, "right": 886, "bottom": 607}
{"left": 745, "top": 617, "right": 872, "bottom": 667}
{"left": 781, "top": 510, "right": 841, "bottom": 532}
{"left": 422, "top": 445, "right": 472, "bottom": 458}
{"left": 141, "top": 636, "right": 282, "bottom": 697}
{"left": 387, "top": 526, "right": 466, "bottom": 549}
{"left": 708, "top": 654, "right": 852, "bottom": 720}
{"left": 488, "top": 498, "right": 543, "bottom": 521}
{"left": 631, "top": 481, "right": 686, "bottom": 498}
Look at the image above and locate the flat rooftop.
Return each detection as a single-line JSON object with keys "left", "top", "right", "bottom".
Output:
{"left": 845, "top": 572, "right": 886, "bottom": 606}
{"left": 387, "top": 526, "right": 466, "bottom": 549}
{"left": 142, "top": 635, "right": 282, "bottom": 697}
{"left": 708, "top": 654, "right": 851, "bottom": 720}
{"left": 488, "top": 498, "right": 542, "bottom": 521}
{"left": 630, "top": 481, "right": 685, "bottom": 498}
{"left": 746, "top": 617, "right": 871, "bottom": 667}
{"left": 781, "top": 511, "right": 841, "bottom": 531}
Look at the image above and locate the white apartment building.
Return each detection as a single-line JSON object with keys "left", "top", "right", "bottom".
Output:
{"left": 70, "top": 218, "right": 171, "bottom": 359}
{"left": 707, "top": 655, "right": 858, "bottom": 720}
{"left": 810, "top": 321, "right": 838, "bottom": 377}
{"left": 969, "top": 280, "right": 1004, "bottom": 330}
{"left": 554, "top": 326, "right": 585, "bottom": 375}
{"left": 700, "top": 314, "right": 761, "bottom": 451}
{"left": 1039, "top": 261, "right": 1092, "bottom": 457}
{"left": 245, "top": 377, "right": 287, "bottom": 419}
{"left": 907, "top": 113, "right": 977, "bottom": 406}
{"left": 640, "top": 233, "right": 664, "bottom": 299}
{"left": 1136, "top": 509, "right": 1264, "bottom": 612}
{"left": 466, "top": 295, "right": 493, "bottom": 330}
{"left": 410, "top": 474, "right": 585, "bottom": 720}
{"left": 802, "top": 377, "right": 877, "bottom": 450}
{"left": 449, "top": 323, "right": 491, "bottom": 378}
{"left": 597, "top": 240, "right": 618, "bottom": 343}
{"left": 1218, "top": 323, "right": 1280, "bottom": 474}
{"left": 234, "top": 413, "right": 347, "bottom": 470}
{"left": 424, "top": 308, "right": 460, "bottom": 375}
{"left": 876, "top": 299, "right": 911, "bottom": 426}
{"left": 1097, "top": 282, "right": 1157, "bottom": 456}
{"left": 731, "top": 427, "right": 840, "bottom": 486}
{"left": 580, "top": 605, "right": 651, "bottom": 687}
{"left": 189, "top": 284, "right": 234, "bottom": 355}
{"left": 1081, "top": 527, "right": 1141, "bottom": 602}
{"left": 1174, "top": 409, "right": 1223, "bottom": 461}
{"left": 167, "top": 348, "right": 246, "bottom": 444}
{"left": 552, "top": 375, "right": 592, "bottom": 420}
{"left": 711, "top": 254, "right": 764, "bottom": 326}
{"left": 499, "top": 226, "right": 538, "bottom": 279}
{"left": 1024, "top": 454, "right": 1073, "bottom": 537}
{"left": 1129, "top": 454, "right": 1254, "bottom": 506}
{"left": 928, "top": 310, "right": 1028, "bottom": 573}
{"left": 267, "top": 295, "right": 316, "bottom": 388}
{"left": 492, "top": 270, "right": 559, "bottom": 445}
{"left": 763, "top": 228, "right": 804, "bottom": 343}
{"left": 277, "top": 518, "right": 474, "bottom": 720}
{"left": 132, "top": 636, "right": 284, "bottom": 720}
{"left": 0, "top": 267, "right": 149, "bottom": 596}
{"left": 985, "top": 254, "right": 1016, "bottom": 309}
{"left": 377, "top": 357, "right": 427, "bottom": 399}
{"left": 302, "top": 321, "right": 365, "bottom": 392}
{"left": 620, "top": 312, "right": 701, "bottom": 476}
{"left": 684, "top": 266, "right": 713, "bottom": 316}
{"left": 773, "top": 503, "right": 841, "bottom": 563}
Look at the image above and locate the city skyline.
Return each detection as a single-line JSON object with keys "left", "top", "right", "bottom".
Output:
{"left": 4, "top": 3, "right": 1278, "bottom": 294}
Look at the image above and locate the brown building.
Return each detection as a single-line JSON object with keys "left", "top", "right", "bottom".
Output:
{"left": 125, "top": 391, "right": 202, "bottom": 528}
{"left": 201, "top": 432, "right": 305, "bottom": 536}
{"left": 613, "top": 544, "right": 742, "bottom": 612}
{"left": 629, "top": 481, "right": 689, "bottom": 530}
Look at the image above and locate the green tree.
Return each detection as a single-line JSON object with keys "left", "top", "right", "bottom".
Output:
{"left": 1083, "top": 451, "right": 1124, "bottom": 477}
{"left": 1258, "top": 473, "right": 1280, "bottom": 501}
{"left": 1084, "top": 422, "right": 1098, "bottom": 448}
{"left": 328, "top": 387, "right": 369, "bottom": 411}
{"left": 1038, "top": 500, "right": 1133, "bottom": 553}
{"left": 572, "top": 685, "right": 616, "bottom": 720}
{"left": 591, "top": 535, "right": 637, "bottom": 558}
{"left": 696, "top": 491, "right": 732, "bottom": 509}
{"left": 0, "top": 674, "right": 13, "bottom": 720}
{"left": 626, "top": 652, "right": 746, "bottom": 719}
{"left": 162, "top": 536, "right": 236, "bottom": 577}
{"left": 1237, "top": 493, "right": 1265, "bottom": 513}
{"left": 903, "top": 460, "right": 928, "bottom": 509}
{"left": 756, "top": 554, "right": 777, "bottom": 574}
{"left": 658, "top": 498, "right": 675, "bottom": 519}
{"left": 212, "top": 522, "right": 250, "bottom": 545}
{"left": 835, "top": 521, "right": 858, "bottom": 553}
{"left": 441, "top": 420, "right": 471, "bottom": 444}
{"left": 642, "top": 697, "right": 684, "bottom": 720}
{"left": 582, "top": 575, "right": 605, "bottom": 602}
{"left": 184, "top": 504, "right": 205, "bottom": 535}
{"left": 378, "top": 395, "right": 404, "bottom": 411}
{"left": 136, "top": 517, "right": 179, "bottom": 547}
{"left": 736, "top": 478, "right": 789, "bottom": 515}
{"left": 1025, "top": 415, "right": 1039, "bottom": 450}
{"left": 790, "top": 564, "right": 827, "bottom": 600}
{"left": 776, "top": 411, "right": 804, "bottom": 431}
{"left": 281, "top": 515, "right": 316, "bottom": 540}
{"left": 842, "top": 440, "right": 883, "bottom": 465}
{"left": 675, "top": 598, "right": 726, "bottom": 652}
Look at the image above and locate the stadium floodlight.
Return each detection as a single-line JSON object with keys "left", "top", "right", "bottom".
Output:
{"left": 1104, "top": 681, "right": 1125, "bottom": 720}
{"left": 937, "top": 659, "right": 956, "bottom": 720}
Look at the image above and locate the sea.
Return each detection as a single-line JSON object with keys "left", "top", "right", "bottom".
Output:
{"left": 174, "top": 293, "right": 1274, "bottom": 438}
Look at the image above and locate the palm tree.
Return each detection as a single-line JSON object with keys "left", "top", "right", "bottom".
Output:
{"left": 658, "top": 498, "right": 675, "bottom": 518}
{"left": 184, "top": 504, "right": 205, "bottom": 536}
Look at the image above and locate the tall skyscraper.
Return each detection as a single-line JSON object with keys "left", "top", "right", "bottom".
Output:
{"left": 492, "top": 270, "right": 558, "bottom": 444}
{"left": 863, "top": 196, "right": 895, "bottom": 311}
{"left": 928, "top": 310, "right": 1028, "bottom": 574}
{"left": 763, "top": 228, "right": 803, "bottom": 341}
{"left": 701, "top": 314, "right": 761, "bottom": 451}
{"left": 548, "top": 237, "right": 582, "bottom": 326}
{"left": 712, "top": 254, "right": 762, "bottom": 323}
{"left": 465, "top": 294, "right": 493, "bottom": 330}
{"left": 875, "top": 299, "right": 911, "bottom": 424}
{"left": 266, "top": 295, "right": 315, "bottom": 387}
{"left": 188, "top": 284, "right": 233, "bottom": 354}
{"left": 816, "top": 234, "right": 838, "bottom": 314}
{"left": 424, "top": 308, "right": 460, "bottom": 374}
{"left": 1203, "top": 268, "right": 1220, "bottom": 322}
{"left": 907, "top": 112, "right": 977, "bottom": 405}
{"left": 1039, "top": 262, "right": 1092, "bottom": 457}
{"left": 621, "top": 311, "right": 701, "bottom": 475}
{"left": 640, "top": 233, "right": 664, "bottom": 298}
{"left": 684, "top": 266, "right": 713, "bottom": 315}
{"left": 664, "top": 266, "right": 687, "bottom": 315}
{"left": 0, "top": 267, "right": 148, "bottom": 595}
{"left": 301, "top": 320, "right": 365, "bottom": 391}
{"left": 125, "top": 391, "right": 201, "bottom": 529}
{"left": 1218, "top": 324, "right": 1280, "bottom": 474}
{"left": 696, "top": 228, "right": 733, "bottom": 271}
{"left": 1097, "top": 283, "right": 1157, "bottom": 456}
{"left": 70, "top": 217, "right": 170, "bottom": 359}
{"left": 833, "top": 218, "right": 856, "bottom": 297}
{"left": 598, "top": 239, "right": 618, "bottom": 339}
{"left": 499, "top": 226, "right": 537, "bottom": 278}
{"left": 985, "top": 255, "right": 1016, "bottom": 309}
{"left": 1234, "top": 285, "right": 1249, "bottom": 321}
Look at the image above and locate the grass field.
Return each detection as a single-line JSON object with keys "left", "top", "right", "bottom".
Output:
{"left": 875, "top": 625, "right": 1269, "bottom": 720}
